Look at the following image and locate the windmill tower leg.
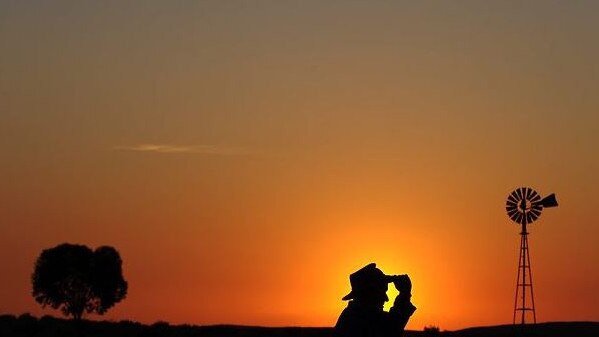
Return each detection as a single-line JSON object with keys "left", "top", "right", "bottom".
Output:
{"left": 513, "top": 224, "right": 536, "bottom": 325}
{"left": 513, "top": 231, "right": 523, "bottom": 324}
{"left": 524, "top": 231, "right": 537, "bottom": 324}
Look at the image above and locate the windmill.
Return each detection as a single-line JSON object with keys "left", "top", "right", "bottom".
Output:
{"left": 505, "top": 187, "right": 558, "bottom": 325}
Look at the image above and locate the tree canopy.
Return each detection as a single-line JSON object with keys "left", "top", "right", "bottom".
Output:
{"left": 32, "top": 243, "right": 128, "bottom": 320}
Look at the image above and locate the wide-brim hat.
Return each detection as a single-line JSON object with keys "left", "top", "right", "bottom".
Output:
{"left": 342, "top": 263, "right": 393, "bottom": 301}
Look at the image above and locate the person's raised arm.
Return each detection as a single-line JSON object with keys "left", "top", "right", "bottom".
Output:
{"left": 388, "top": 275, "right": 416, "bottom": 336}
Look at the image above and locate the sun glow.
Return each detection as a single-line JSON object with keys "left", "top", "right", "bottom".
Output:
{"left": 283, "top": 212, "right": 439, "bottom": 328}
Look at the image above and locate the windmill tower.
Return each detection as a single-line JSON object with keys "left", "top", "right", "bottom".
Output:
{"left": 505, "top": 187, "right": 558, "bottom": 325}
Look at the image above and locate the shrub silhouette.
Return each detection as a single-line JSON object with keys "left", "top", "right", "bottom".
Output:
{"left": 32, "top": 243, "right": 128, "bottom": 320}
{"left": 423, "top": 325, "right": 441, "bottom": 337}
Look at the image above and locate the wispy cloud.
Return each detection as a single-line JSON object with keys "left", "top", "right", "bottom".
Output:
{"left": 114, "top": 144, "right": 255, "bottom": 156}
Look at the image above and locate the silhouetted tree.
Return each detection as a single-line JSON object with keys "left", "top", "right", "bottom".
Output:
{"left": 32, "top": 243, "right": 128, "bottom": 320}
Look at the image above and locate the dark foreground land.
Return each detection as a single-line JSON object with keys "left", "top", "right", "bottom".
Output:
{"left": 1, "top": 314, "right": 598, "bottom": 337}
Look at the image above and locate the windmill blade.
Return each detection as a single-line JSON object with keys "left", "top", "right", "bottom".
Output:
{"left": 505, "top": 200, "right": 518, "bottom": 206}
{"left": 531, "top": 194, "right": 541, "bottom": 203}
{"left": 516, "top": 188, "right": 523, "bottom": 200}
{"left": 507, "top": 197, "right": 518, "bottom": 206}
{"left": 506, "top": 205, "right": 518, "bottom": 213}
{"left": 507, "top": 209, "right": 518, "bottom": 216}
{"left": 511, "top": 190, "right": 520, "bottom": 201}
{"left": 526, "top": 187, "right": 533, "bottom": 200}
{"left": 508, "top": 194, "right": 518, "bottom": 204}
{"left": 506, "top": 205, "right": 518, "bottom": 212}
{"left": 509, "top": 209, "right": 518, "bottom": 218}
{"left": 511, "top": 212, "right": 520, "bottom": 222}
{"left": 529, "top": 212, "right": 539, "bottom": 222}
{"left": 526, "top": 212, "right": 534, "bottom": 224}
{"left": 516, "top": 213, "right": 523, "bottom": 224}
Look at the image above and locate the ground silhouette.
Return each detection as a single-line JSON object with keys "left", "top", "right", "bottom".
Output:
{"left": 1, "top": 315, "right": 598, "bottom": 337}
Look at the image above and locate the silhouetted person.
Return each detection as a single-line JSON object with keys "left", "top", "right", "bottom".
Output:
{"left": 335, "top": 263, "right": 416, "bottom": 337}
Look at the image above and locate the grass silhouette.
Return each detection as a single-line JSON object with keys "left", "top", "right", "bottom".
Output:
{"left": 1, "top": 314, "right": 597, "bottom": 337}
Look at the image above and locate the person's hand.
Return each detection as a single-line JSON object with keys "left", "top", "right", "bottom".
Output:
{"left": 393, "top": 274, "right": 412, "bottom": 294}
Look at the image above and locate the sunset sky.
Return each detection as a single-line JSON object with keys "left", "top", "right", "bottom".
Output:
{"left": 1, "top": 0, "right": 598, "bottom": 330}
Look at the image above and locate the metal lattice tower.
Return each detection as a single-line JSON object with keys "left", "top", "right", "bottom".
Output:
{"left": 513, "top": 219, "right": 535, "bottom": 324}
{"left": 505, "top": 187, "right": 558, "bottom": 325}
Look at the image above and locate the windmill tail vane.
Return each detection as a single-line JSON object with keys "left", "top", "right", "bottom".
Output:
{"left": 537, "top": 193, "right": 558, "bottom": 208}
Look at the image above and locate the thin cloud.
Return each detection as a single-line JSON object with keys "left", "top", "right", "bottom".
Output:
{"left": 114, "top": 144, "right": 255, "bottom": 156}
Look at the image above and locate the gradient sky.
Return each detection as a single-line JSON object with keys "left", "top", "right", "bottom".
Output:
{"left": 1, "top": 0, "right": 598, "bottom": 330}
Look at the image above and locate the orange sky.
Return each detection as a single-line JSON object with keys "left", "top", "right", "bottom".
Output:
{"left": 1, "top": 1, "right": 598, "bottom": 330}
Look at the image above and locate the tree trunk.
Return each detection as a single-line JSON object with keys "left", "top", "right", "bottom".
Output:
{"left": 72, "top": 312, "right": 85, "bottom": 337}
